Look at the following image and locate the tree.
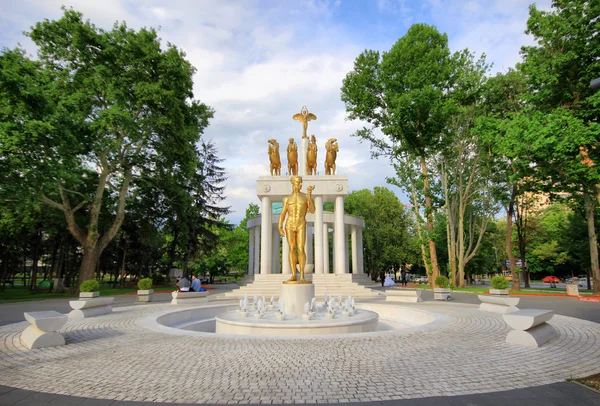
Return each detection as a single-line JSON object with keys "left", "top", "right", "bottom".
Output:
{"left": 341, "top": 24, "right": 460, "bottom": 286}
{"left": 0, "top": 9, "right": 213, "bottom": 287}
{"left": 344, "top": 188, "right": 418, "bottom": 277}
{"left": 512, "top": 0, "right": 600, "bottom": 294}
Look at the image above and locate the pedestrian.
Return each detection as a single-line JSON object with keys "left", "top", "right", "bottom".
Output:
{"left": 401, "top": 269, "right": 407, "bottom": 286}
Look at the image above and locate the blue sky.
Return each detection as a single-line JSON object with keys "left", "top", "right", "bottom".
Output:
{"left": 0, "top": 0, "right": 550, "bottom": 224}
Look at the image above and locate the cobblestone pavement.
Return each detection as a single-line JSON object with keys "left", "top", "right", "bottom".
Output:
{"left": 0, "top": 301, "right": 599, "bottom": 404}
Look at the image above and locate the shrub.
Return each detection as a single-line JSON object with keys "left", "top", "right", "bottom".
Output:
{"left": 80, "top": 279, "right": 100, "bottom": 292}
{"left": 138, "top": 278, "right": 153, "bottom": 290}
{"left": 491, "top": 275, "right": 509, "bottom": 290}
{"left": 434, "top": 276, "right": 450, "bottom": 289}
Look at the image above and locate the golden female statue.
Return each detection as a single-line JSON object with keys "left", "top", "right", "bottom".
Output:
{"left": 287, "top": 138, "right": 298, "bottom": 175}
{"left": 278, "top": 176, "right": 315, "bottom": 283}
{"left": 306, "top": 134, "right": 317, "bottom": 175}
{"left": 293, "top": 106, "right": 317, "bottom": 139}
{"left": 325, "top": 138, "right": 339, "bottom": 175}
{"left": 268, "top": 139, "right": 281, "bottom": 176}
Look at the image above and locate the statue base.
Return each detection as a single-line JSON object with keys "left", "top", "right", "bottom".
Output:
{"left": 282, "top": 280, "right": 312, "bottom": 285}
{"left": 281, "top": 283, "right": 315, "bottom": 317}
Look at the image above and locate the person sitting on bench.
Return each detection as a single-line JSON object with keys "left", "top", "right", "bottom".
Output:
{"left": 190, "top": 274, "right": 200, "bottom": 292}
{"left": 177, "top": 276, "right": 190, "bottom": 292}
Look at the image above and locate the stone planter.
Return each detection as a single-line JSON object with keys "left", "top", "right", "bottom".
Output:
{"left": 489, "top": 289, "right": 509, "bottom": 295}
{"left": 137, "top": 289, "right": 154, "bottom": 302}
{"left": 434, "top": 288, "right": 452, "bottom": 301}
{"left": 79, "top": 291, "right": 99, "bottom": 299}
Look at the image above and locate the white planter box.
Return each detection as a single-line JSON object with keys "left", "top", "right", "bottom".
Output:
{"left": 434, "top": 288, "right": 452, "bottom": 301}
{"left": 489, "top": 289, "right": 509, "bottom": 295}
{"left": 79, "top": 291, "right": 99, "bottom": 299}
{"left": 69, "top": 296, "right": 114, "bottom": 319}
{"left": 137, "top": 289, "right": 154, "bottom": 302}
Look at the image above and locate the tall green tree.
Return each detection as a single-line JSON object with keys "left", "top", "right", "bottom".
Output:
{"left": 344, "top": 188, "right": 418, "bottom": 277}
{"left": 514, "top": 0, "right": 600, "bottom": 294}
{"left": 341, "top": 24, "right": 459, "bottom": 285}
{"left": 0, "top": 9, "right": 214, "bottom": 287}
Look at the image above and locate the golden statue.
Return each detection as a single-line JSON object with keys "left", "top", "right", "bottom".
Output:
{"left": 306, "top": 134, "right": 317, "bottom": 175}
{"left": 287, "top": 138, "right": 298, "bottom": 176}
{"left": 325, "top": 138, "right": 339, "bottom": 175}
{"left": 278, "top": 176, "right": 315, "bottom": 283}
{"left": 293, "top": 106, "right": 317, "bottom": 139}
{"left": 268, "top": 139, "right": 281, "bottom": 176}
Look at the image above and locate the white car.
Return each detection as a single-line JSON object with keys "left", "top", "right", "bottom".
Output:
{"left": 578, "top": 278, "right": 594, "bottom": 288}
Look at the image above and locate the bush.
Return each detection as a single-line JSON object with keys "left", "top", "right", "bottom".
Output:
{"left": 138, "top": 278, "right": 153, "bottom": 290}
{"left": 434, "top": 276, "right": 450, "bottom": 289}
{"left": 491, "top": 275, "right": 509, "bottom": 290}
{"left": 80, "top": 279, "right": 100, "bottom": 292}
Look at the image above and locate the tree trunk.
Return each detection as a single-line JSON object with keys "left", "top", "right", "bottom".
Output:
{"left": 421, "top": 157, "right": 440, "bottom": 287}
{"left": 582, "top": 192, "right": 600, "bottom": 295}
{"left": 505, "top": 191, "right": 519, "bottom": 291}
{"left": 442, "top": 166, "right": 458, "bottom": 287}
{"left": 79, "top": 243, "right": 100, "bottom": 287}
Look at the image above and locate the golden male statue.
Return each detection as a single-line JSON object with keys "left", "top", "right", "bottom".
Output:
{"left": 293, "top": 106, "right": 317, "bottom": 139}
{"left": 306, "top": 134, "right": 318, "bottom": 175}
{"left": 278, "top": 176, "right": 315, "bottom": 283}
{"left": 268, "top": 139, "right": 281, "bottom": 176}
{"left": 287, "top": 138, "right": 298, "bottom": 176}
{"left": 325, "top": 138, "right": 339, "bottom": 175}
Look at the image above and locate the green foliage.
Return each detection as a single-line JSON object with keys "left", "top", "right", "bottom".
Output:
{"left": 137, "top": 278, "right": 153, "bottom": 290}
{"left": 0, "top": 8, "right": 217, "bottom": 284}
{"left": 80, "top": 279, "right": 100, "bottom": 292}
{"left": 434, "top": 275, "right": 450, "bottom": 289}
{"left": 491, "top": 276, "right": 509, "bottom": 290}
{"left": 344, "top": 187, "right": 419, "bottom": 273}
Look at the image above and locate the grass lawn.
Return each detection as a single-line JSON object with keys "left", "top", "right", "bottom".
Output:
{"left": 0, "top": 285, "right": 175, "bottom": 304}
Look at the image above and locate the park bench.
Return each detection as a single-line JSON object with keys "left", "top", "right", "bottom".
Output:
{"left": 503, "top": 309, "right": 558, "bottom": 348}
{"left": 478, "top": 295, "right": 520, "bottom": 314}
{"left": 69, "top": 296, "right": 114, "bottom": 320}
{"left": 20, "top": 311, "right": 68, "bottom": 349}
{"left": 386, "top": 290, "right": 423, "bottom": 303}
{"left": 171, "top": 290, "right": 209, "bottom": 304}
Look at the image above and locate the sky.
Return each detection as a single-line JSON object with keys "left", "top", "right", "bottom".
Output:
{"left": 0, "top": 0, "right": 551, "bottom": 224}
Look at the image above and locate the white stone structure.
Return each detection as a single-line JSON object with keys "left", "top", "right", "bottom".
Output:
{"left": 68, "top": 297, "right": 114, "bottom": 320}
{"left": 386, "top": 290, "right": 423, "bottom": 303}
{"left": 170, "top": 291, "right": 209, "bottom": 304}
{"left": 20, "top": 311, "right": 68, "bottom": 349}
{"left": 503, "top": 309, "right": 558, "bottom": 348}
{"left": 247, "top": 175, "right": 365, "bottom": 276}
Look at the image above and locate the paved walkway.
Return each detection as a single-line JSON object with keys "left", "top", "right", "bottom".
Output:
{"left": 0, "top": 288, "right": 599, "bottom": 405}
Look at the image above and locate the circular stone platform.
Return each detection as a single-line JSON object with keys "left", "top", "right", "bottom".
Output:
{"left": 0, "top": 300, "right": 599, "bottom": 404}
{"left": 215, "top": 308, "right": 379, "bottom": 336}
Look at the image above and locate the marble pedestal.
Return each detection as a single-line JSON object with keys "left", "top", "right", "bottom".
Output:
{"left": 281, "top": 283, "right": 315, "bottom": 317}
{"left": 21, "top": 311, "right": 68, "bottom": 349}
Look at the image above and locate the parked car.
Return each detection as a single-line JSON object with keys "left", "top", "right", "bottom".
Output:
{"left": 414, "top": 276, "right": 428, "bottom": 283}
{"left": 578, "top": 278, "right": 594, "bottom": 289}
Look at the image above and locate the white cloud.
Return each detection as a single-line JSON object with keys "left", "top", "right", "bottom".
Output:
{"left": 0, "top": 0, "right": 551, "bottom": 224}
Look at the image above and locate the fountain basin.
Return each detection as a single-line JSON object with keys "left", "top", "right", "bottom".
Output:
{"left": 215, "top": 309, "right": 378, "bottom": 336}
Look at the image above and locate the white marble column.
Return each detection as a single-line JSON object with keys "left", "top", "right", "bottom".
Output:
{"left": 248, "top": 228, "right": 255, "bottom": 275}
{"left": 351, "top": 226, "right": 358, "bottom": 274}
{"left": 260, "top": 197, "right": 272, "bottom": 274}
{"left": 322, "top": 223, "right": 329, "bottom": 274}
{"left": 272, "top": 226, "right": 280, "bottom": 273}
{"left": 282, "top": 235, "right": 291, "bottom": 274}
{"left": 334, "top": 196, "right": 346, "bottom": 274}
{"left": 306, "top": 227, "right": 313, "bottom": 266}
{"left": 254, "top": 226, "right": 260, "bottom": 275}
{"left": 344, "top": 225, "right": 350, "bottom": 274}
{"left": 314, "top": 196, "right": 323, "bottom": 273}
{"left": 356, "top": 227, "right": 364, "bottom": 274}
